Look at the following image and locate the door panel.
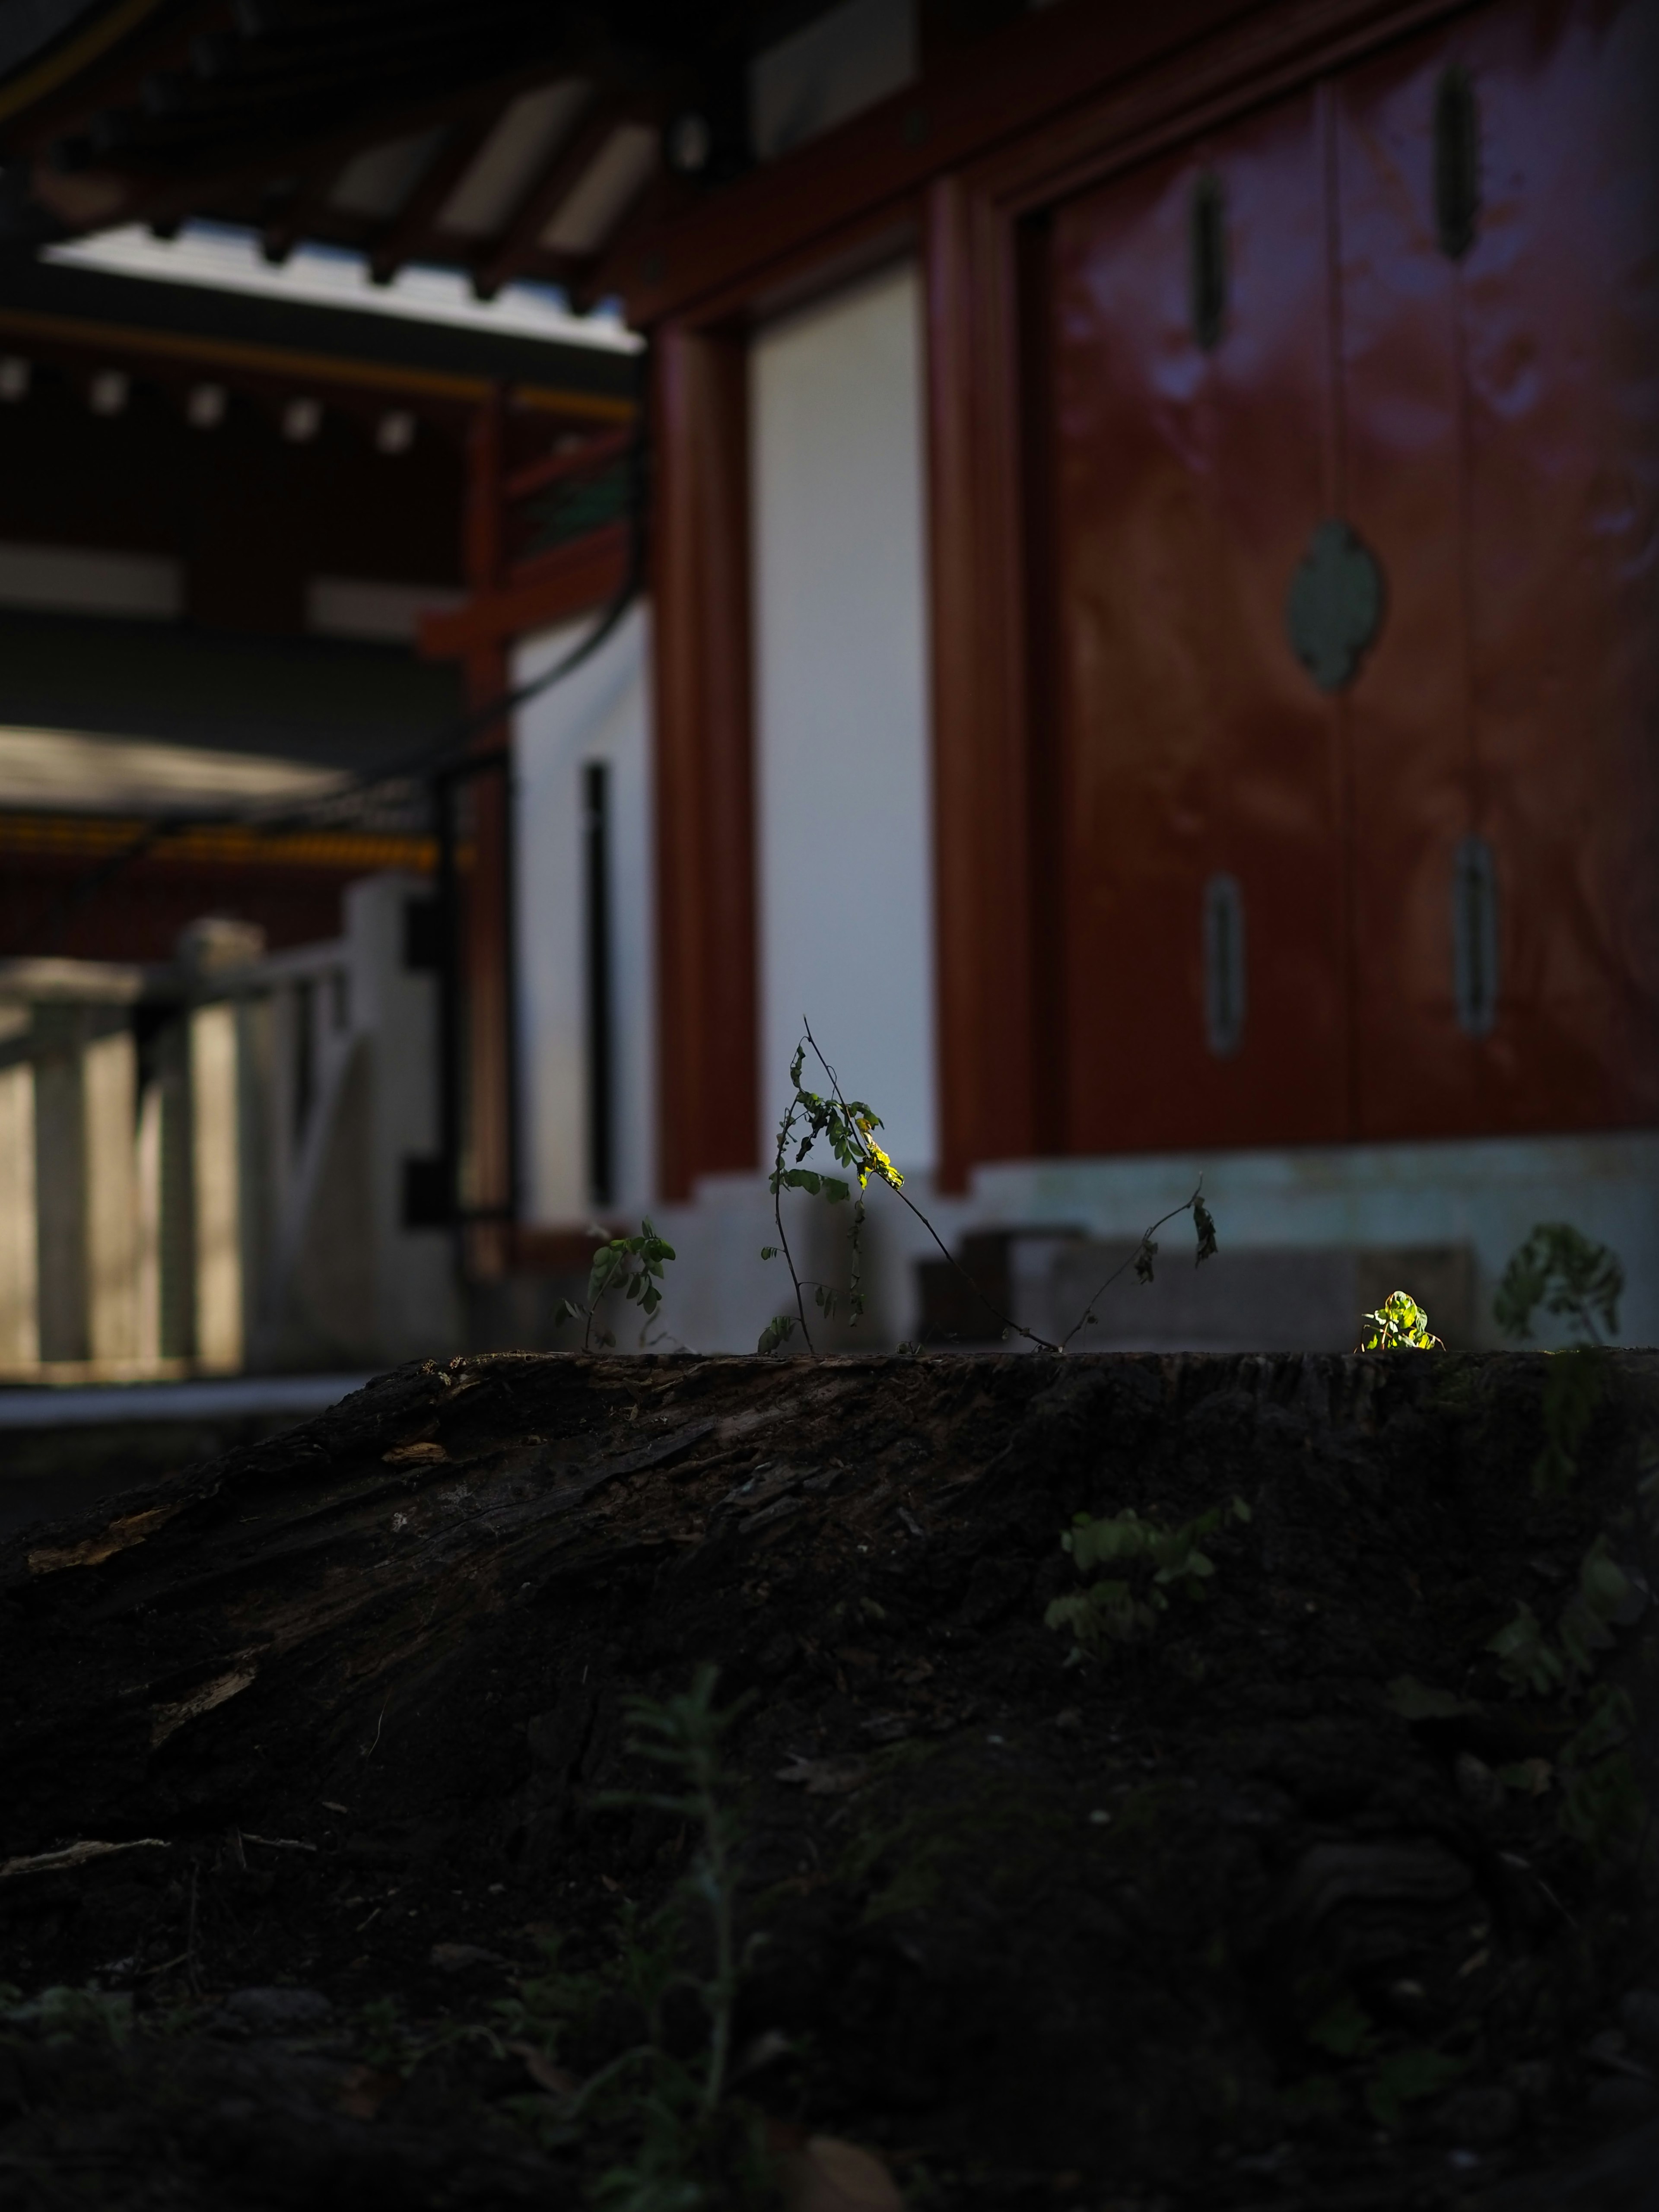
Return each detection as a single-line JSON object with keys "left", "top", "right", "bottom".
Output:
{"left": 1050, "top": 93, "right": 1351, "bottom": 1155}
{"left": 1339, "top": 0, "right": 1659, "bottom": 1136}
{"left": 1045, "top": 0, "right": 1659, "bottom": 1163}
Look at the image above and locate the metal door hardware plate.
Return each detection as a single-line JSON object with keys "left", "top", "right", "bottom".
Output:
{"left": 1285, "top": 519, "right": 1384, "bottom": 691}
{"left": 1452, "top": 833, "right": 1499, "bottom": 1037}
{"left": 1203, "top": 873, "right": 1246, "bottom": 1057}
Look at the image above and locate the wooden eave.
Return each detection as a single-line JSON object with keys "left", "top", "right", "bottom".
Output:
{"left": 0, "top": 0, "right": 1166, "bottom": 313}
{"left": 0, "top": 254, "right": 640, "bottom": 429}
{"left": 0, "top": 0, "right": 716, "bottom": 299}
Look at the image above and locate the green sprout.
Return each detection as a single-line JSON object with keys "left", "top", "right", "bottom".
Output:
{"left": 553, "top": 1221, "right": 677, "bottom": 1351}
{"left": 1356, "top": 1292, "right": 1442, "bottom": 1351}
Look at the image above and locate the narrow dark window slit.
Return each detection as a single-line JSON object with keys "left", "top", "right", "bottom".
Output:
{"left": 1203, "top": 873, "right": 1246, "bottom": 1057}
{"left": 584, "top": 760, "right": 615, "bottom": 1208}
{"left": 1452, "top": 834, "right": 1499, "bottom": 1038}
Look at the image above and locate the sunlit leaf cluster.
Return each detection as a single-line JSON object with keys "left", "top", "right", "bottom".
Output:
{"left": 1355, "top": 1291, "right": 1442, "bottom": 1352}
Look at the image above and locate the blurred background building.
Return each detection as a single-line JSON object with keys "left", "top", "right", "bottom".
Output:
{"left": 0, "top": 0, "right": 1654, "bottom": 1385}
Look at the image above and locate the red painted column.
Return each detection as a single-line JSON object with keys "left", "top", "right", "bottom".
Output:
{"left": 650, "top": 322, "right": 759, "bottom": 1202}
{"left": 923, "top": 177, "right": 1043, "bottom": 1190}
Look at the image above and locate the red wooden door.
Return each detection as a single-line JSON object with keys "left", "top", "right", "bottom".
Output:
{"left": 1339, "top": 0, "right": 1659, "bottom": 1138}
{"left": 1047, "top": 0, "right": 1659, "bottom": 1159}
{"left": 1049, "top": 91, "right": 1352, "bottom": 1156}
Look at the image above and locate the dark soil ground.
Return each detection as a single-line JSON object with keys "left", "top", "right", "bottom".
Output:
{"left": 1, "top": 1350, "right": 1656, "bottom": 2211}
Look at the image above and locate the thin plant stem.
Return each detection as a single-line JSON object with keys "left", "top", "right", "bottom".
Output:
{"left": 887, "top": 1178, "right": 1057, "bottom": 1352}
{"left": 1057, "top": 1182, "right": 1208, "bottom": 1352}
{"left": 771, "top": 1095, "right": 814, "bottom": 1355}
{"left": 787, "top": 1020, "right": 1210, "bottom": 1359}
{"left": 799, "top": 1018, "right": 1058, "bottom": 1353}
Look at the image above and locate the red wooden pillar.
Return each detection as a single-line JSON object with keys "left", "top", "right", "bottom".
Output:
{"left": 651, "top": 322, "right": 759, "bottom": 1201}
{"left": 460, "top": 386, "right": 515, "bottom": 1276}
{"left": 923, "top": 177, "right": 1043, "bottom": 1190}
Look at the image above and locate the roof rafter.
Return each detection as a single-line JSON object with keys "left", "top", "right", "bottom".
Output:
{"left": 0, "top": 0, "right": 801, "bottom": 315}
{"left": 95, "top": 57, "right": 571, "bottom": 245}
{"left": 470, "top": 99, "right": 621, "bottom": 302}
{"left": 364, "top": 102, "right": 498, "bottom": 285}
{"left": 258, "top": 156, "right": 352, "bottom": 264}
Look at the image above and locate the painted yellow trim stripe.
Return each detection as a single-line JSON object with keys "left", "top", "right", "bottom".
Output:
{"left": 0, "top": 0, "right": 167, "bottom": 124}
{"left": 0, "top": 306, "right": 636, "bottom": 419}
{"left": 0, "top": 809, "right": 437, "bottom": 873}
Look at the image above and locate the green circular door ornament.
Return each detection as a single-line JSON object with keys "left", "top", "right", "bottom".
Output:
{"left": 1285, "top": 519, "right": 1385, "bottom": 691}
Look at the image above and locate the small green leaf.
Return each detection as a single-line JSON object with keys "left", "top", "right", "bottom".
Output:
{"left": 1386, "top": 1675, "right": 1481, "bottom": 1722}
{"left": 1495, "top": 1757, "right": 1552, "bottom": 1796}
{"left": 1562, "top": 1682, "right": 1635, "bottom": 1766}
{"left": 1308, "top": 1994, "right": 1376, "bottom": 2059}
{"left": 1485, "top": 1602, "right": 1567, "bottom": 1697}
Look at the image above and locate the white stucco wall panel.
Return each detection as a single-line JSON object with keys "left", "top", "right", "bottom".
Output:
{"left": 751, "top": 258, "right": 936, "bottom": 1173}
{"left": 513, "top": 605, "right": 655, "bottom": 1224}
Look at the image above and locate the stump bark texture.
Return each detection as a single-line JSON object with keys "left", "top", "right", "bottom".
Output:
{"left": 0, "top": 1351, "right": 1655, "bottom": 2210}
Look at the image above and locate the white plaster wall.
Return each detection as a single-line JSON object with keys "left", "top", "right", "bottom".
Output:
{"left": 513, "top": 604, "right": 655, "bottom": 1223}
{"left": 751, "top": 258, "right": 936, "bottom": 1174}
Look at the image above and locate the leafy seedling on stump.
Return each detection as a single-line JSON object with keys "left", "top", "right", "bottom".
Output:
{"left": 760, "top": 1019, "right": 1217, "bottom": 1355}
{"left": 552, "top": 1223, "right": 677, "bottom": 1351}
{"left": 1355, "top": 1292, "right": 1442, "bottom": 1351}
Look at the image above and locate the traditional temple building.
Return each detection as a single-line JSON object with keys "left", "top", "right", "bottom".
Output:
{"left": 0, "top": 206, "right": 637, "bottom": 1374}
{"left": 1, "top": 0, "right": 1654, "bottom": 1366}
